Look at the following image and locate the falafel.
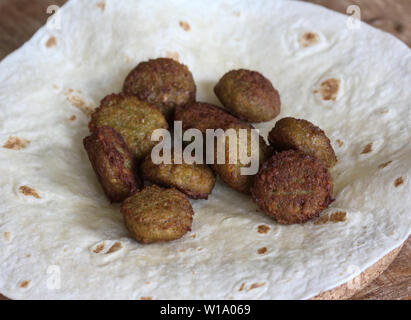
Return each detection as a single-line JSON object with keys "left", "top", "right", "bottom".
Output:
{"left": 268, "top": 117, "right": 337, "bottom": 168}
{"left": 83, "top": 126, "right": 141, "bottom": 202}
{"left": 214, "top": 69, "right": 281, "bottom": 122}
{"left": 123, "top": 57, "right": 196, "bottom": 120}
{"left": 140, "top": 152, "right": 216, "bottom": 199}
{"left": 251, "top": 150, "right": 333, "bottom": 224}
{"left": 89, "top": 93, "right": 168, "bottom": 160}
{"left": 121, "top": 185, "right": 194, "bottom": 244}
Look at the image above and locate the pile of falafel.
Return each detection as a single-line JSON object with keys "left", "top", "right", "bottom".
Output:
{"left": 83, "top": 58, "right": 337, "bottom": 244}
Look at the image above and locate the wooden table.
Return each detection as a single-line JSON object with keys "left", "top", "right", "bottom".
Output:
{"left": 0, "top": 0, "right": 409, "bottom": 300}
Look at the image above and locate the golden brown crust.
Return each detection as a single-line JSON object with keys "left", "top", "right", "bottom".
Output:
{"left": 123, "top": 58, "right": 196, "bottom": 120}
{"left": 214, "top": 69, "right": 281, "bottom": 123}
{"left": 140, "top": 153, "right": 216, "bottom": 199}
{"left": 121, "top": 186, "right": 194, "bottom": 244}
{"left": 268, "top": 117, "right": 337, "bottom": 168}
{"left": 174, "top": 101, "right": 243, "bottom": 134}
{"left": 251, "top": 150, "right": 333, "bottom": 224}
{"left": 89, "top": 93, "right": 168, "bottom": 160}
{"left": 83, "top": 126, "right": 141, "bottom": 202}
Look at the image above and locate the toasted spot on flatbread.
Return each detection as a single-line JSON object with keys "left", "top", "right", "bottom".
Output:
{"left": 320, "top": 78, "right": 340, "bottom": 101}
{"left": 19, "top": 281, "right": 30, "bottom": 288}
{"left": 378, "top": 160, "right": 392, "bottom": 169}
{"left": 93, "top": 242, "right": 105, "bottom": 253}
{"left": 145, "top": 281, "right": 150, "bottom": 285}
{"left": 68, "top": 115, "right": 76, "bottom": 121}
{"left": 257, "top": 224, "right": 270, "bottom": 234}
{"left": 257, "top": 247, "right": 267, "bottom": 255}
{"left": 197, "top": 247, "right": 203, "bottom": 251}
{"left": 238, "top": 283, "right": 245, "bottom": 291}
{"left": 3, "top": 136, "right": 30, "bottom": 150}
{"left": 361, "top": 143, "right": 373, "bottom": 154}
{"left": 45, "top": 36, "right": 57, "bottom": 48}
{"left": 26, "top": 254, "right": 31, "bottom": 258}
{"left": 97, "top": 1, "right": 105, "bottom": 11}
{"left": 314, "top": 211, "right": 347, "bottom": 225}
{"left": 3, "top": 232, "right": 10, "bottom": 241}
{"left": 179, "top": 248, "right": 186, "bottom": 253}
{"left": 179, "top": 21, "right": 191, "bottom": 31}
{"left": 141, "top": 296, "right": 152, "bottom": 300}
{"left": 19, "top": 186, "right": 40, "bottom": 199}
{"left": 299, "top": 32, "right": 319, "bottom": 47}
{"left": 394, "top": 177, "right": 404, "bottom": 187}
{"left": 191, "top": 233, "right": 196, "bottom": 238}
{"left": 329, "top": 211, "right": 347, "bottom": 222}
{"left": 106, "top": 242, "right": 122, "bottom": 254}
{"left": 64, "top": 91, "right": 94, "bottom": 116}
{"left": 336, "top": 139, "right": 344, "bottom": 147}
{"left": 248, "top": 282, "right": 265, "bottom": 290}
{"left": 165, "top": 51, "right": 179, "bottom": 61}
{"left": 233, "top": 11, "right": 241, "bottom": 17}
{"left": 53, "top": 84, "right": 59, "bottom": 89}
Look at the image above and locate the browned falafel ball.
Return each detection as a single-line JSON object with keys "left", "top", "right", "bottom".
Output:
{"left": 251, "top": 150, "right": 333, "bottom": 224}
{"left": 121, "top": 185, "right": 194, "bottom": 244}
{"left": 174, "top": 101, "right": 243, "bottom": 134}
{"left": 268, "top": 117, "right": 337, "bottom": 168}
{"left": 83, "top": 126, "right": 141, "bottom": 202}
{"left": 89, "top": 93, "right": 168, "bottom": 161}
{"left": 141, "top": 152, "right": 216, "bottom": 199}
{"left": 123, "top": 58, "right": 196, "bottom": 120}
{"left": 214, "top": 69, "right": 281, "bottom": 123}
{"left": 211, "top": 123, "right": 272, "bottom": 194}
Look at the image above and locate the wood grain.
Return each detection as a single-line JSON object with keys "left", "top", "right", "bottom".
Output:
{"left": 0, "top": 0, "right": 409, "bottom": 300}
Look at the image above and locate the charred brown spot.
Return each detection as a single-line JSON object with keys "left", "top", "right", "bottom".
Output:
{"left": 299, "top": 32, "right": 319, "bottom": 47}
{"left": 394, "top": 177, "right": 404, "bottom": 187}
{"left": 3, "top": 136, "right": 30, "bottom": 150}
{"left": 336, "top": 139, "right": 344, "bottom": 147}
{"left": 257, "top": 247, "right": 267, "bottom": 254}
{"left": 19, "top": 281, "right": 30, "bottom": 288}
{"left": 378, "top": 160, "right": 392, "bottom": 169}
{"left": 315, "top": 211, "right": 346, "bottom": 224}
{"left": 93, "top": 242, "right": 105, "bottom": 253}
{"left": 106, "top": 242, "right": 122, "bottom": 254}
{"left": 3, "top": 232, "right": 10, "bottom": 241}
{"left": 238, "top": 283, "right": 245, "bottom": 291}
{"left": 45, "top": 36, "right": 57, "bottom": 48}
{"left": 19, "top": 186, "right": 40, "bottom": 199}
{"left": 97, "top": 1, "right": 105, "bottom": 11}
{"left": 257, "top": 224, "right": 270, "bottom": 234}
{"left": 165, "top": 51, "right": 179, "bottom": 61}
{"left": 319, "top": 78, "right": 340, "bottom": 101}
{"left": 361, "top": 143, "right": 373, "bottom": 154}
{"left": 141, "top": 297, "right": 153, "bottom": 300}
{"left": 68, "top": 115, "right": 76, "bottom": 121}
{"left": 248, "top": 282, "right": 265, "bottom": 290}
{"left": 329, "top": 211, "right": 347, "bottom": 222}
{"left": 66, "top": 94, "right": 94, "bottom": 116}
{"left": 179, "top": 21, "right": 191, "bottom": 31}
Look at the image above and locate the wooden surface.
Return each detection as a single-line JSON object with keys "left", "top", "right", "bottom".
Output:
{"left": 0, "top": 0, "right": 409, "bottom": 300}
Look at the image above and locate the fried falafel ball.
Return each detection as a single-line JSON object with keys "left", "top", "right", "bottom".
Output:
{"left": 140, "top": 152, "right": 216, "bottom": 199}
{"left": 83, "top": 126, "right": 141, "bottom": 202}
{"left": 121, "top": 185, "right": 194, "bottom": 244}
{"left": 89, "top": 94, "right": 168, "bottom": 161}
{"left": 268, "top": 117, "right": 337, "bottom": 168}
{"left": 214, "top": 69, "right": 281, "bottom": 123}
{"left": 211, "top": 123, "right": 272, "bottom": 194}
{"left": 251, "top": 150, "right": 333, "bottom": 224}
{"left": 123, "top": 58, "right": 196, "bottom": 120}
{"left": 174, "top": 101, "right": 243, "bottom": 134}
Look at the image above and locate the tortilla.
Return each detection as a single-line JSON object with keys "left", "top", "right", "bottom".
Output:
{"left": 0, "top": 0, "right": 409, "bottom": 299}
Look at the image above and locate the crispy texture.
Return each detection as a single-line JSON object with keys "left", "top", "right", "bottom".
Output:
{"left": 268, "top": 117, "right": 337, "bottom": 168}
{"left": 251, "top": 150, "right": 333, "bottom": 224}
{"left": 140, "top": 153, "right": 215, "bottom": 199}
{"left": 89, "top": 93, "right": 168, "bottom": 160}
{"left": 211, "top": 123, "right": 272, "bottom": 194}
{"left": 83, "top": 126, "right": 141, "bottom": 202}
{"left": 123, "top": 58, "right": 196, "bottom": 120}
{"left": 174, "top": 102, "right": 243, "bottom": 134}
{"left": 214, "top": 69, "right": 281, "bottom": 122}
{"left": 121, "top": 185, "right": 194, "bottom": 244}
